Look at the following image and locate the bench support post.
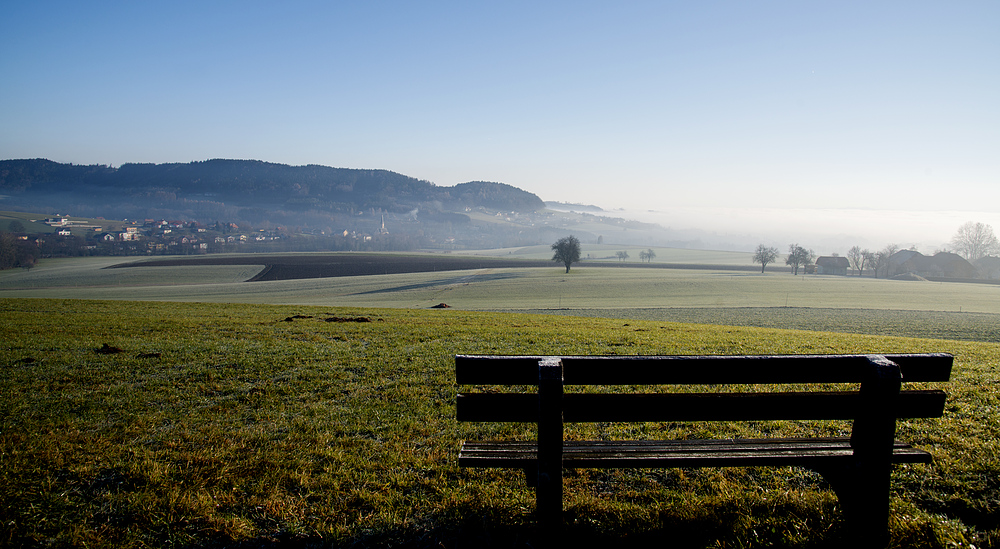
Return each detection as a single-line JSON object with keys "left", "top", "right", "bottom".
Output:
{"left": 840, "top": 355, "right": 901, "bottom": 548}
{"left": 536, "top": 357, "right": 564, "bottom": 530}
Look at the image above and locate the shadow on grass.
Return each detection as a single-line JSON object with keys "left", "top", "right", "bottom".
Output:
{"left": 351, "top": 271, "right": 526, "bottom": 295}
{"left": 200, "top": 503, "right": 853, "bottom": 549}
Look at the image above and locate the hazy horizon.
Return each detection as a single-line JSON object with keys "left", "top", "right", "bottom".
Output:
{"left": 2, "top": 2, "right": 997, "bottom": 251}
{"left": 611, "top": 205, "right": 991, "bottom": 255}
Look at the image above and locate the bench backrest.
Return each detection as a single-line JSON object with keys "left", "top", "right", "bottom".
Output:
{"left": 456, "top": 353, "right": 953, "bottom": 423}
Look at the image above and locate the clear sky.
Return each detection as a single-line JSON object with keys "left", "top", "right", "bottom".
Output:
{"left": 2, "top": 1, "right": 998, "bottom": 251}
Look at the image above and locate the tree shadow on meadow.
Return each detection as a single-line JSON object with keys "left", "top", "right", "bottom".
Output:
{"left": 350, "top": 271, "right": 526, "bottom": 295}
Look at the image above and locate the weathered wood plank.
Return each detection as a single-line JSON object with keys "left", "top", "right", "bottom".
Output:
{"left": 459, "top": 438, "right": 933, "bottom": 469}
{"left": 456, "top": 390, "right": 947, "bottom": 422}
{"left": 455, "top": 353, "right": 953, "bottom": 385}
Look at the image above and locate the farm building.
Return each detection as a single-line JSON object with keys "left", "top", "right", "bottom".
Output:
{"left": 888, "top": 250, "right": 978, "bottom": 279}
{"left": 975, "top": 256, "right": 1000, "bottom": 279}
{"left": 815, "top": 256, "right": 849, "bottom": 275}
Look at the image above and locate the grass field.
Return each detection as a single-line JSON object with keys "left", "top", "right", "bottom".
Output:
{"left": 1, "top": 298, "right": 998, "bottom": 548}
{"left": 2, "top": 255, "right": 998, "bottom": 343}
{"left": 516, "top": 307, "right": 1000, "bottom": 343}
{"left": 0, "top": 257, "right": 265, "bottom": 289}
{"left": 462, "top": 244, "right": 754, "bottom": 264}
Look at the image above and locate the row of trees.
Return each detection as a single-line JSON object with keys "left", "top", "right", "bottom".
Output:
{"left": 616, "top": 249, "right": 657, "bottom": 263}
{"left": 846, "top": 244, "right": 899, "bottom": 277}
{"left": 752, "top": 244, "right": 816, "bottom": 275}
{"left": 755, "top": 242, "right": 917, "bottom": 277}
{"left": 752, "top": 222, "right": 999, "bottom": 277}
{"left": 0, "top": 231, "right": 39, "bottom": 270}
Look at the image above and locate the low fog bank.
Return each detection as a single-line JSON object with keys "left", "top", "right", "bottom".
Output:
{"left": 609, "top": 207, "right": 1000, "bottom": 255}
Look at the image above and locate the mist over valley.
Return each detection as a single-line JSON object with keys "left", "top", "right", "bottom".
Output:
{"left": 3, "top": 158, "right": 991, "bottom": 260}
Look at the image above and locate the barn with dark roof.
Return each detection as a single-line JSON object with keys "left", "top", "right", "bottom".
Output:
{"left": 815, "top": 256, "right": 850, "bottom": 275}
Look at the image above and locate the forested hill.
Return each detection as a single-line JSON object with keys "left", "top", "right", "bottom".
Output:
{"left": 0, "top": 158, "right": 545, "bottom": 215}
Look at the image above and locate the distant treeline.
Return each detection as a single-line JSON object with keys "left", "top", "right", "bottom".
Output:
{"left": 0, "top": 231, "right": 38, "bottom": 270}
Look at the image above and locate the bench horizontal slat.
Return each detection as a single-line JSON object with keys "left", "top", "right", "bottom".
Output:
{"left": 455, "top": 353, "right": 953, "bottom": 385}
{"left": 459, "top": 438, "right": 934, "bottom": 469}
{"left": 457, "top": 389, "right": 947, "bottom": 422}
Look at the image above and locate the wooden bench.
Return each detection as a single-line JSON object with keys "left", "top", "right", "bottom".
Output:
{"left": 456, "top": 353, "right": 952, "bottom": 546}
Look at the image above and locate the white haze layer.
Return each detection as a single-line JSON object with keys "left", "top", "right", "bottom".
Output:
{"left": 610, "top": 207, "right": 1000, "bottom": 255}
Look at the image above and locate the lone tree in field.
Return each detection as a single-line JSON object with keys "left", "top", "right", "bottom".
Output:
{"left": 551, "top": 235, "right": 581, "bottom": 273}
{"left": 752, "top": 244, "right": 779, "bottom": 273}
{"left": 639, "top": 248, "right": 656, "bottom": 263}
{"left": 950, "top": 221, "right": 1000, "bottom": 261}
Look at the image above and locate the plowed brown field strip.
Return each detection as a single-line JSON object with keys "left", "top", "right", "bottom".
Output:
{"left": 108, "top": 253, "right": 550, "bottom": 281}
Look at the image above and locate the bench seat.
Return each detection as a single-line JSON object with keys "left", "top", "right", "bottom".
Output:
{"left": 461, "top": 437, "right": 933, "bottom": 469}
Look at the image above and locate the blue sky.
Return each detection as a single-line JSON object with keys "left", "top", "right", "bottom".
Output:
{"left": 2, "top": 1, "right": 997, "bottom": 249}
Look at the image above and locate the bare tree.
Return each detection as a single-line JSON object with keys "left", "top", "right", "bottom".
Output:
{"left": 861, "top": 249, "right": 876, "bottom": 277}
{"left": 950, "top": 221, "right": 1000, "bottom": 261}
{"left": 849, "top": 245, "right": 903, "bottom": 277}
{"left": 752, "top": 244, "right": 779, "bottom": 273}
{"left": 847, "top": 246, "right": 864, "bottom": 276}
{"left": 615, "top": 250, "right": 630, "bottom": 263}
{"left": 862, "top": 244, "right": 899, "bottom": 278}
{"left": 785, "top": 244, "right": 814, "bottom": 275}
{"left": 639, "top": 248, "right": 656, "bottom": 263}
{"left": 877, "top": 244, "right": 900, "bottom": 278}
{"left": 551, "top": 235, "right": 581, "bottom": 273}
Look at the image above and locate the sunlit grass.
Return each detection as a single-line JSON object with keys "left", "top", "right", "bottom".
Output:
{"left": 523, "top": 306, "right": 1000, "bottom": 343}
{"left": 2, "top": 298, "right": 997, "bottom": 548}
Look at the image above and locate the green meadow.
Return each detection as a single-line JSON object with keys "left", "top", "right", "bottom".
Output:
{"left": 2, "top": 298, "right": 999, "bottom": 548}
{"left": 2, "top": 255, "right": 998, "bottom": 314}
{"left": 2, "top": 254, "right": 998, "bottom": 341}
{"left": 2, "top": 253, "right": 999, "bottom": 547}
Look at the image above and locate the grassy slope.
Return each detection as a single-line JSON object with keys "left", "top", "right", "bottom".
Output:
{"left": 3, "top": 258, "right": 998, "bottom": 344}
{"left": 3, "top": 257, "right": 999, "bottom": 314}
{"left": 515, "top": 307, "right": 1000, "bottom": 343}
{"left": 2, "top": 298, "right": 997, "bottom": 548}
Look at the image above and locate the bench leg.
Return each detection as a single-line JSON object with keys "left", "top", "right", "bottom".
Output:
{"left": 524, "top": 468, "right": 537, "bottom": 487}
{"left": 536, "top": 358, "right": 564, "bottom": 531}
{"left": 536, "top": 462, "right": 562, "bottom": 531}
{"left": 815, "top": 463, "right": 892, "bottom": 549}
